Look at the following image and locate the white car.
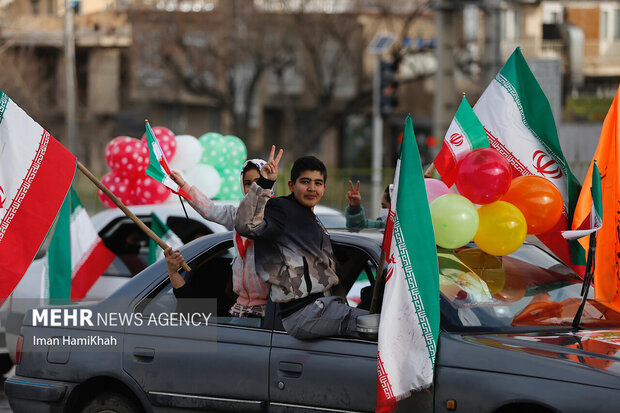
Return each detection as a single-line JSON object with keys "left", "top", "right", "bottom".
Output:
{"left": 0, "top": 200, "right": 346, "bottom": 371}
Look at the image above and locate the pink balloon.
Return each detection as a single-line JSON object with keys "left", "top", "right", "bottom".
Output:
{"left": 134, "top": 175, "right": 170, "bottom": 205}
{"left": 141, "top": 126, "right": 177, "bottom": 161}
{"left": 455, "top": 148, "right": 512, "bottom": 205}
{"left": 98, "top": 172, "right": 137, "bottom": 208}
{"left": 105, "top": 136, "right": 148, "bottom": 177}
{"left": 425, "top": 178, "right": 454, "bottom": 204}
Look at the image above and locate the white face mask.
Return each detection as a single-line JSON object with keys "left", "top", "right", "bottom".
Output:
{"left": 379, "top": 208, "right": 389, "bottom": 223}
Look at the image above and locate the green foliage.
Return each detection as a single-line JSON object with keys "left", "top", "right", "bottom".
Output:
{"left": 564, "top": 96, "right": 614, "bottom": 123}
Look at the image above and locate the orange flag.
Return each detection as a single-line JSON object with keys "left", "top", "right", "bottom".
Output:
{"left": 571, "top": 85, "right": 620, "bottom": 309}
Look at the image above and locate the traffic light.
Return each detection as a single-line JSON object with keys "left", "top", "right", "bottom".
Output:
{"left": 380, "top": 60, "right": 399, "bottom": 115}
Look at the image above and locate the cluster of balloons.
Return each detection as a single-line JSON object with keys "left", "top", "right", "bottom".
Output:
{"left": 427, "top": 148, "right": 563, "bottom": 256}
{"left": 98, "top": 127, "right": 247, "bottom": 208}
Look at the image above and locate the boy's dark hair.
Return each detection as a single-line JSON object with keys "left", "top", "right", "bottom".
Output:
{"left": 384, "top": 186, "right": 391, "bottom": 204}
{"left": 290, "top": 156, "right": 327, "bottom": 183}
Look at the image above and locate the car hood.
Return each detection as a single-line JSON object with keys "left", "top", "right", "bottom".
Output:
{"left": 439, "top": 329, "right": 620, "bottom": 388}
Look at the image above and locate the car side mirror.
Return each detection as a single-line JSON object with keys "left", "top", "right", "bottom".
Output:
{"left": 356, "top": 313, "right": 380, "bottom": 340}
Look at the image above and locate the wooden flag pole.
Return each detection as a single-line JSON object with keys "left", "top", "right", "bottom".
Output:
{"left": 369, "top": 249, "right": 386, "bottom": 314}
{"left": 77, "top": 161, "right": 191, "bottom": 272}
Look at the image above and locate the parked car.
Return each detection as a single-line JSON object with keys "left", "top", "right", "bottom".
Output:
{"left": 6, "top": 230, "right": 620, "bottom": 412}
{"left": 0, "top": 201, "right": 347, "bottom": 373}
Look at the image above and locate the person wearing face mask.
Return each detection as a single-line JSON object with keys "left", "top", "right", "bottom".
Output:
{"left": 344, "top": 181, "right": 391, "bottom": 230}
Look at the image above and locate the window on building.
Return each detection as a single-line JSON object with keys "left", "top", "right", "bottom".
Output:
{"left": 601, "top": 11, "right": 608, "bottom": 40}
{"left": 31, "top": 0, "right": 39, "bottom": 14}
{"left": 614, "top": 9, "right": 620, "bottom": 40}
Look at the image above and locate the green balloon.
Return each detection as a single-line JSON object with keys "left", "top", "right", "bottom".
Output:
{"left": 214, "top": 170, "right": 243, "bottom": 201}
{"left": 430, "top": 194, "right": 479, "bottom": 249}
{"left": 222, "top": 135, "right": 247, "bottom": 169}
{"left": 198, "top": 132, "right": 227, "bottom": 169}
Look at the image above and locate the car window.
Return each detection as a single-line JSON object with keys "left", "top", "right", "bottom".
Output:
{"left": 439, "top": 244, "right": 620, "bottom": 332}
{"left": 139, "top": 241, "right": 265, "bottom": 329}
{"left": 272, "top": 242, "right": 377, "bottom": 333}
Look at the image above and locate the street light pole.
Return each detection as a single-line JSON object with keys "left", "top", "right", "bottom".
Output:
{"left": 63, "top": 0, "right": 78, "bottom": 156}
{"left": 371, "top": 54, "right": 383, "bottom": 219}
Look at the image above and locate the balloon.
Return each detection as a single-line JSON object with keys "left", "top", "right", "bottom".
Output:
{"left": 430, "top": 194, "right": 479, "bottom": 249}
{"left": 198, "top": 132, "right": 227, "bottom": 170}
{"left": 456, "top": 249, "right": 506, "bottom": 295}
{"left": 169, "top": 135, "right": 203, "bottom": 172}
{"left": 221, "top": 135, "right": 247, "bottom": 170}
{"left": 216, "top": 171, "right": 243, "bottom": 201}
{"left": 456, "top": 148, "right": 512, "bottom": 205}
{"left": 425, "top": 178, "right": 454, "bottom": 204}
{"left": 104, "top": 136, "right": 148, "bottom": 177}
{"left": 501, "top": 175, "right": 563, "bottom": 235}
{"left": 134, "top": 175, "right": 171, "bottom": 205}
{"left": 183, "top": 164, "right": 222, "bottom": 199}
{"left": 474, "top": 201, "right": 527, "bottom": 256}
{"left": 142, "top": 126, "right": 177, "bottom": 160}
{"left": 97, "top": 172, "right": 136, "bottom": 208}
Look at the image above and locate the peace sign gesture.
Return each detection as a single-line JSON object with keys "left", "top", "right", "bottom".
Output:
{"left": 346, "top": 180, "right": 362, "bottom": 208}
{"left": 261, "top": 145, "right": 284, "bottom": 181}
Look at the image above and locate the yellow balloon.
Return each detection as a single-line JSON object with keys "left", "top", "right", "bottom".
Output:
{"left": 456, "top": 248, "right": 506, "bottom": 294}
{"left": 474, "top": 201, "right": 527, "bottom": 256}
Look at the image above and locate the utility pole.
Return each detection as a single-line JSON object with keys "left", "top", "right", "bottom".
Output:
{"left": 367, "top": 33, "right": 394, "bottom": 219}
{"left": 433, "top": 0, "right": 457, "bottom": 148}
{"left": 63, "top": 0, "right": 78, "bottom": 156}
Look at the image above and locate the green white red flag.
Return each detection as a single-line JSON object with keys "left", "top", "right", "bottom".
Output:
{"left": 145, "top": 121, "right": 191, "bottom": 200}
{"left": 562, "top": 161, "right": 603, "bottom": 240}
{"left": 148, "top": 213, "right": 183, "bottom": 265}
{"left": 0, "top": 90, "right": 76, "bottom": 304}
{"left": 45, "top": 186, "right": 116, "bottom": 301}
{"left": 433, "top": 95, "right": 489, "bottom": 186}
{"left": 473, "top": 48, "right": 584, "bottom": 272}
{"left": 377, "top": 115, "right": 440, "bottom": 412}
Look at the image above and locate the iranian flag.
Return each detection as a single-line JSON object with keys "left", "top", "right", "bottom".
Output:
{"left": 46, "top": 187, "right": 116, "bottom": 301}
{"left": 377, "top": 115, "right": 440, "bottom": 412}
{"left": 562, "top": 161, "right": 603, "bottom": 240}
{"left": 145, "top": 121, "right": 191, "bottom": 200}
{"left": 148, "top": 213, "right": 183, "bottom": 265}
{"left": 433, "top": 95, "right": 489, "bottom": 186}
{"left": 0, "top": 90, "right": 76, "bottom": 303}
{"left": 474, "top": 48, "right": 584, "bottom": 271}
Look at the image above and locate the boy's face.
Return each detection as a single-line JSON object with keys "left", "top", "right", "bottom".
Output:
{"left": 288, "top": 170, "right": 326, "bottom": 209}
{"left": 242, "top": 168, "right": 260, "bottom": 195}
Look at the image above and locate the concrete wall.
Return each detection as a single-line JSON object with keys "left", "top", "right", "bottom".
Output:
{"left": 558, "top": 122, "right": 603, "bottom": 182}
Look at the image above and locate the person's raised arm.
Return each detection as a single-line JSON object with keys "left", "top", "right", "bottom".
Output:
{"left": 170, "top": 170, "right": 236, "bottom": 229}
{"left": 235, "top": 145, "right": 284, "bottom": 239}
{"left": 165, "top": 247, "right": 186, "bottom": 289}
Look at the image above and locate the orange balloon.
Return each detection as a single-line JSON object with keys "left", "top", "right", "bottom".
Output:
{"left": 501, "top": 175, "right": 563, "bottom": 235}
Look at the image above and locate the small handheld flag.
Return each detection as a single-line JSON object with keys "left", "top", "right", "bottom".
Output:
{"left": 145, "top": 120, "right": 191, "bottom": 201}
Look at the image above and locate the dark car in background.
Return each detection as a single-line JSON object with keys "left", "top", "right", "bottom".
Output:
{"left": 5, "top": 230, "right": 620, "bottom": 412}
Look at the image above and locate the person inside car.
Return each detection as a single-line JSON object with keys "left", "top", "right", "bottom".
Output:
{"left": 234, "top": 150, "right": 368, "bottom": 339}
{"left": 345, "top": 181, "right": 391, "bottom": 230}
{"left": 164, "top": 156, "right": 276, "bottom": 318}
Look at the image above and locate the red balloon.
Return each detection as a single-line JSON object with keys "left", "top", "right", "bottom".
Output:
{"left": 105, "top": 136, "right": 148, "bottom": 177}
{"left": 501, "top": 175, "right": 563, "bottom": 234}
{"left": 141, "top": 126, "right": 177, "bottom": 161}
{"left": 456, "top": 148, "right": 512, "bottom": 205}
{"left": 134, "top": 175, "right": 170, "bottom": 205}
{"left": 98, "top": 172, "right": 137, "bottom": 208}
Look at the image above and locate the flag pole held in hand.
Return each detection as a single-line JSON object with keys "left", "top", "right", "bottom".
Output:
{"left": 77, "top": 161, "right": 191, "bottom": 272}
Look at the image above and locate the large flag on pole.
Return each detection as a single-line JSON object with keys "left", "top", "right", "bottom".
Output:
{"left": 45, "top": 186, "right": 116, "bottom": 301}
{"left": 377, "top": 115, "right": 440, "bottom": 412}
{"left": 145, "top": 121, "right": 191, "bottom": 200}
{"left": 473, "top": 48, "right": 584, "bottom": 273}
{"left": 0, "top": 90, "right": 76, "bottom": 303}
{"left": 433, "top": 95, "right": 490, "bottom": 187}
{"left": 568, "top": 86, "right": 620, "bottom": 309}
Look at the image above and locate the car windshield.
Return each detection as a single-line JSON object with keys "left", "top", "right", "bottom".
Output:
{"left": 439, "top": 244, "right": 620, "bottom": 333}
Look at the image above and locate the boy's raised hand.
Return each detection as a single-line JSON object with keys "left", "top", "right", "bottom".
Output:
{"left": 346, "top": 180, "right": 362, "bottom": 208}
{"left": 261, "top": 145, "right": 284, "bottom": 181}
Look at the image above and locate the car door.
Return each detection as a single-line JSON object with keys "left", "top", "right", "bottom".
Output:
{"left": 123, "top": 240, "right": 271, "bottom": 412}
